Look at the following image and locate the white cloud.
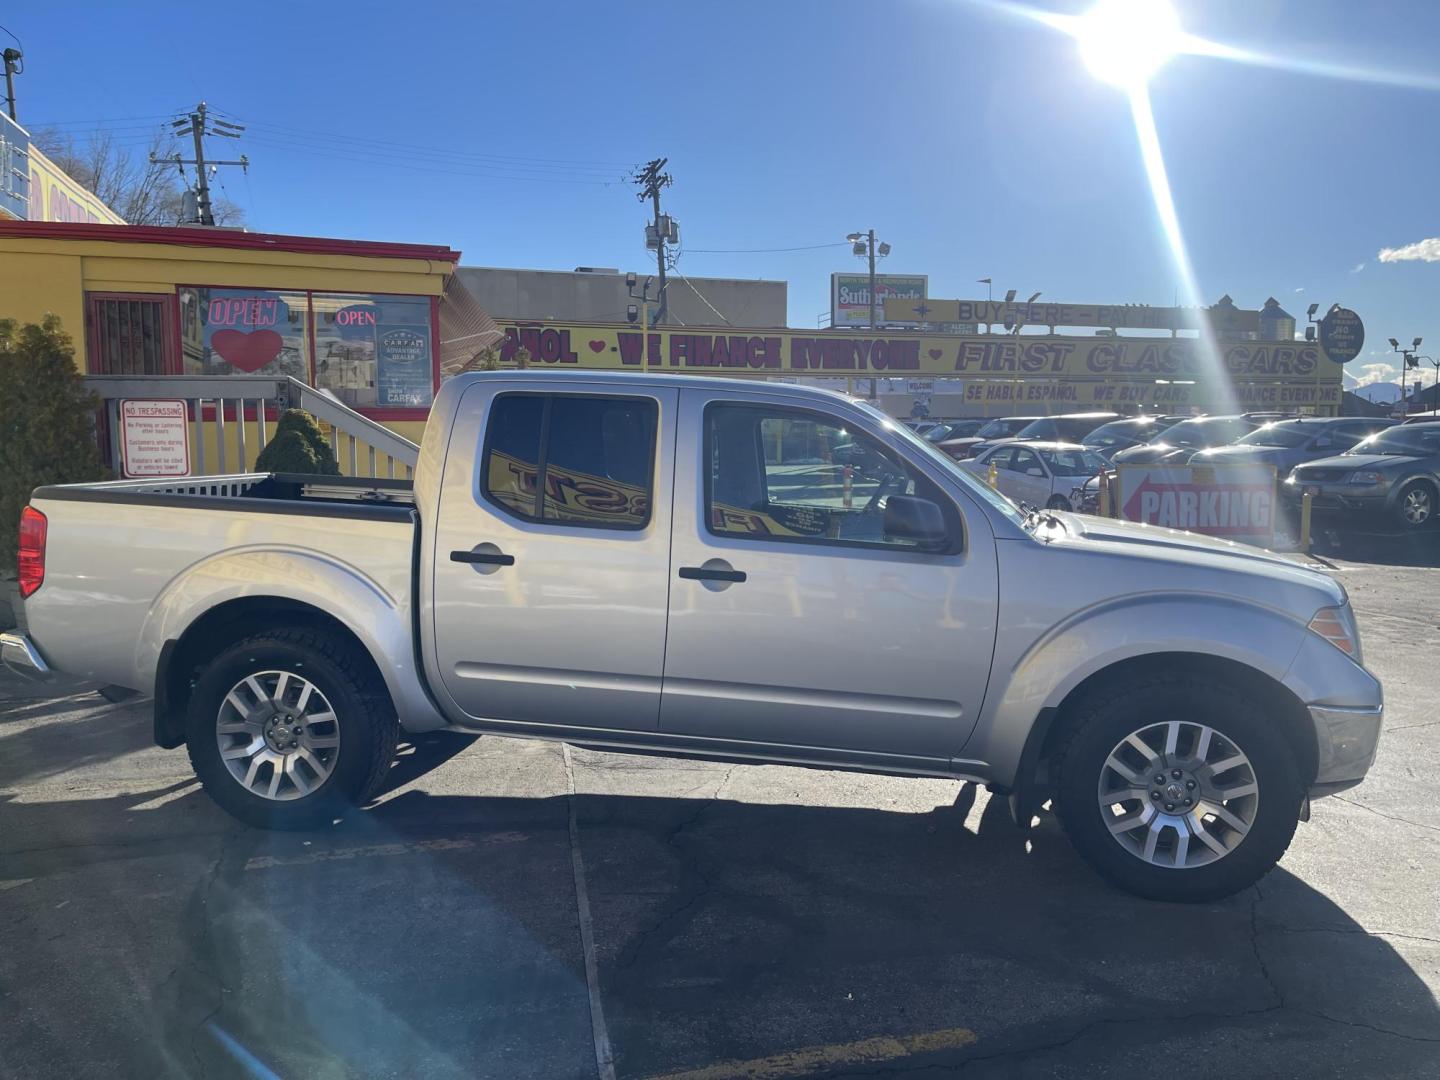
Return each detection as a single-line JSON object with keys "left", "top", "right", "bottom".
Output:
{"left": 1351, "top": 361, "right": 1397, "bottom": 388}
{"left": 1378, "top": 238, "right": 1440, "bottom": 263}
{"left": 1351, "top": 262, "right": 1366, "bottom": 273}
{"left": 1293, "top": 286, "right": 1304, "bottom": 293}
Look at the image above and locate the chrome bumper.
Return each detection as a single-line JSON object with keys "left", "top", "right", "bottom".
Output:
{"left": 0, "top": 631, "right": 52, "bottom": 680}
{"left": 1310, "top": 703, "right": 1383, "bottom": 788}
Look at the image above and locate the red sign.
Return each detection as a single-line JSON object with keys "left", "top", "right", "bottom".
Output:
{"left": 1117, "top": 464, "right": 1278, "bottom": 545}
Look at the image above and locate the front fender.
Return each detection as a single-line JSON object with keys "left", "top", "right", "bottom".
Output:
{"left": 138, "top": 545, "right": 441, "bottom": 732}
{"left": 962, "top": 592, "right": 1310, "bottom": 790}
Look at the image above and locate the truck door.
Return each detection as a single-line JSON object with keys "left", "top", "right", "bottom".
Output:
{"left": 659, "top": 388, "right": 1000, "bottom": 765}
{"left": 428, "top": 380, "right": 678, "bottom": 731}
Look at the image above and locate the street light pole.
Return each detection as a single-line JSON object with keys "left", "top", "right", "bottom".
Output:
{"left": 866, "top": 228, "right": 878, "bottom": 330}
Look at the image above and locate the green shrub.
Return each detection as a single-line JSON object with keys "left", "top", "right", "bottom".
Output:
{"left": 0, "top": 316, "right": 110, "bottom": 563}
{"left": 255, "top": 409, "right": 340, "bottom": 475}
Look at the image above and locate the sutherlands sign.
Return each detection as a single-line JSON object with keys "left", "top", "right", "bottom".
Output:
{"left": 883, "top": 297, "right": 1261, "bottom": 334}
{"left": 497, "top": 322, "right": 1343, "bottom": 408}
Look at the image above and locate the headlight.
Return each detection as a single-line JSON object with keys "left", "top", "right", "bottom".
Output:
{"left": 1347, "top": 470, "right": 1387, "bottom": 486}
{"left": 1308, "top": 605, "right": 1362, "bottom": 664}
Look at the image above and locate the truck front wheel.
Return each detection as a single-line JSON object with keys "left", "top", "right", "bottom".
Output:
{"left": 1053, "top": 675, "right": 1303, "bottom": 902}
{"left": 185, "top": 629, "right": 399, "bottom": 829}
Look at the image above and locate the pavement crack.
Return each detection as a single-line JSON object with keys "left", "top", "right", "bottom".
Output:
{"left": 616, "top": 766, "right": 736, "bottom": 970}
{"left": 1249, "top": 883, "right": 1285, "bottom": 1008}
{"left": 1333, "top": 795, "right": 1440, "bottom": 835}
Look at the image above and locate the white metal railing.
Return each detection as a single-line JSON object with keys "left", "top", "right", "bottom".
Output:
{"left": 83, "top": 375, "right": 420, "bottom": 480}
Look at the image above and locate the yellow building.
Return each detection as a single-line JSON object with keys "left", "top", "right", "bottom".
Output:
{"left": 0, "top": 222, "right": 481, "bottom": 470}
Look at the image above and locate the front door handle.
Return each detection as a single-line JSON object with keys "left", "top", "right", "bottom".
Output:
{"left": 451, "top": 549, "right": 515, "bottom": 566}
{"left": 679, "top": 564, "right": 746, "bottom": 583}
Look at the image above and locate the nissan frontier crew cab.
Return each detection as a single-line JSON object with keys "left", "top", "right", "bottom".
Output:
{"left": 2, "top": 372, "right": 1384, "bottom": 902}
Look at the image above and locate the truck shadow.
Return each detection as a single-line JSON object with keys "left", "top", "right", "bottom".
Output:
{"left": 2, "top": 776, "right": 1437, "bottom": 1079}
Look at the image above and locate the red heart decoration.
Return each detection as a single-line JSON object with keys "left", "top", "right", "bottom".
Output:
{"left": 588, "top": 339, "right": 606, "bottom": 353}
{"left": 212, "top": 329, "right": 284, "bottom": 373}
{"left": 928, "top": 348, "right": 944, "bottom": 360}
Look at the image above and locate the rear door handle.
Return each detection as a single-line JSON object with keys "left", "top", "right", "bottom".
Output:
{"left": 679, "top": 565, "right": 746, "bottom": 583}
{"left": 451, "top": 549, "right": 515, "bottom": 566}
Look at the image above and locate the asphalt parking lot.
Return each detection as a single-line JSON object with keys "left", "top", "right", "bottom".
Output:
{"left": 2, "top": 537, "right": 1438, "bottom": 1079}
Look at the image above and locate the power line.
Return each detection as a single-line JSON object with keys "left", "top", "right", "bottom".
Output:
{"left": 208, "top": 108, "right": 634, "bottom": 172}
{"left": 672, "top": 268, "right": 733, "bottom": 326}
{"left": 684, "top": 241, "right": 850, "bottom": 253}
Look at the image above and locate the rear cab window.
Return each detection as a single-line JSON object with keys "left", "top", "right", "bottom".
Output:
{"left": 480, "top": 393, "right": 657, "bottom": 529}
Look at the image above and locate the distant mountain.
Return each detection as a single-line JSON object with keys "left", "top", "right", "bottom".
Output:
{"left": 1350, "top": 382, "right": 1404, "bottom": 403}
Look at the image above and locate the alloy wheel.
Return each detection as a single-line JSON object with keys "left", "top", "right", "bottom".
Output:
{"left": 1402, "top": 487, "right": 1432, "bottom": 526}
{"left": 215, "top": 670, "right": 341, "bottom": 801}
{"left": 1097, "top": 720, "right": 1259, "bottom": 869}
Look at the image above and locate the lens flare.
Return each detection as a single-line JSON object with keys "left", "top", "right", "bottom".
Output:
{"left": 1076, "top": 0, "right": 1183, "bottom": 88}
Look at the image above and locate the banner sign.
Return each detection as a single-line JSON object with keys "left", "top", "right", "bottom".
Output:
{"left": 832, "top": 273, "right": 927, "bottom": 328}
{"left": 1117, "top": 463, "right": 1277, "bottom": 545}
{"left": 495, "top": 322, "right": 1342, "bottom": 409}
{"left": 120, "top": 399, "right": 190, "bottom": 478}
{"left": 884, "top": 297, "right": 1261, "bottom": 335}
{"left": 28, "top": 145, "right": 125, "bottom": 224}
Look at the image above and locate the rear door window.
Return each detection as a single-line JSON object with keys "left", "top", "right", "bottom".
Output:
{"left": 481, "top": 393, "right": 657, "bottom": 529}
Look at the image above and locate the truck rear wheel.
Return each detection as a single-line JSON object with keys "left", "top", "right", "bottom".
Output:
{"left": 185, "top": 629, "right": 398, "bottom": 829}
{"left": 1053, "top": 674, "right": 1303, "bottom": 902}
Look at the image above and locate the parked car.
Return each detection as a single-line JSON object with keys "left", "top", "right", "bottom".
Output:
{"left": 922, "top": 418, "right": 986, "bottom": 443}
{"left": 963, "top": 411, "right": 1119, "bottom": 462}
{"left": 1109, "top": 414, "right": 1261, "bottom": 466}
{"left": 1082, "top": 415, "right": 1189, "bottom": 461}
{"left": 936, "top": 415, "right": 1042, "bottom": 459}
{"left": 1196, "top": 417, "right": 1397, "bottom": 479}
{"left": 3, "top": 372, "right": 1382, "bottom": 902}
{"left": 963, "top": 441, "right": 1109, "bottom": 510}
{"left": 1284, "top": 422, "right": 1440, "bottom": 532}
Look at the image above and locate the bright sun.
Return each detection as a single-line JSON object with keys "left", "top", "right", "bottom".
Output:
{"left": 1075, "top": 0, "right": 1183, "bottom": 88}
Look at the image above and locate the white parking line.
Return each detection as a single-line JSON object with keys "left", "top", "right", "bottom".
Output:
{"left": 564, "top": 743, "right": 616, "bottom": 1080}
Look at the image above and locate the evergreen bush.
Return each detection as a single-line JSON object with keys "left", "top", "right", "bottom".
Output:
{"left": 0, "top": 316, "right": 109, "bottom": 562}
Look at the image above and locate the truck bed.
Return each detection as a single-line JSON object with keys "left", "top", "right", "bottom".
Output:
{"left": 33, "top": 472, "right": 415, "bottom": 521}
{"left": 24, "top": 473, "right": 417, "bottom": 692}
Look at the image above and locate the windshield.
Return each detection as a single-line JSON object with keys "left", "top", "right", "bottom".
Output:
{"left": 1084, "top": 420, "right": 1153, "bottom": 449}
{"left": 859, "top": 402, "right": 1026, "bottom": 525}
{"left": 1015, "top": 418, "right": 1058, "bottom": 440}
{"left": 1039, "top": 447, "right": 1107, "bottom": 475}
{"left": 1158, "top": 418, "right": 1245, "bottom": 448}
{"left": 1237, "top": 421, "right": 1315, "bottom": 448}
{"left": 976, "top": 417, "right": 1028, "bottom": 439}
{"left": 1348, "top": 425, "right": 1440, "bottom": 456}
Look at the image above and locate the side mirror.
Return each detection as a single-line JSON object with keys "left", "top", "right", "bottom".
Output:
{"left": 884, "top": 495, "right": 949, "bottom": 550}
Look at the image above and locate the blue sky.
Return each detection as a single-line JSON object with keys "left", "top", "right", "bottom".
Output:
{"left": 10, "top": 0, "right": 1439, "bottom": 388}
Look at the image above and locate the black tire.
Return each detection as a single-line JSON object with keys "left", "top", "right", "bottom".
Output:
{"left": 185, "top": 629, "right": 399, "bottom": 830}
{"left": 1053, "top": 673, "right": 1303, "bottom": 903}
{"left": 1394, "top": 481, "right": 1435, "bottom": 531}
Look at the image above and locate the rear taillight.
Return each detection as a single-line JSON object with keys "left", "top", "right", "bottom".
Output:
{"left": 17, "top": 506, "right": 46, "bottom": 598}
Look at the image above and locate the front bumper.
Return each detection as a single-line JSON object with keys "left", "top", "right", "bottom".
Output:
{"left": 0, "top": 632, "right": 52, "bottom": 681}
{"left": 1310, "top": 703, "right": 1383, "bottom": 788}
{"left": 1282, "top": 484, "right": 1390, "bottom": 518}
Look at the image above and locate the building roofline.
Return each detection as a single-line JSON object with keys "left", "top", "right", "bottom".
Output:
{"left": 456, "top": 263, "right": 786, "bottom": 285}
{"left": 0, "top": 221, "right": 461, "bottom": 263}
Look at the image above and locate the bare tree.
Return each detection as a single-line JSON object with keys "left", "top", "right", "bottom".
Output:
{"left": 34, "top": 128, "right": 246, "bottom": 227}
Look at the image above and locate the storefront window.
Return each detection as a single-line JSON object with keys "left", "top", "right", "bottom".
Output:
{"left": 313, "top": 293, "right": 435, "bottom": 408}
{"left": 178, "top": 287, "right": 310, "bottom": 380}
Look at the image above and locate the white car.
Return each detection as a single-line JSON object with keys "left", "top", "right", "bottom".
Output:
{"left": 964, "top": 440, "right": 1107, "bottom": 511}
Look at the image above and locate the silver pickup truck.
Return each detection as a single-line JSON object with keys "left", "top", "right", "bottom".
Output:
{"left": 3, "top": 372, "right": 1383, "bottom": 901}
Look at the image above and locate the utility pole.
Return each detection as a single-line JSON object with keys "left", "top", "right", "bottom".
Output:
{"left": 154, "top": 103, "right": 248, "bottom": 226}
{"left": 633, "top": 158, "right": 674, "bottom": 324}
{"left": 2, "top": 47, "right": 22, "bottom": 122}
{"left": 846, "top": 229, "right": 891, "bottom": 329}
